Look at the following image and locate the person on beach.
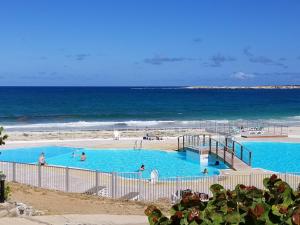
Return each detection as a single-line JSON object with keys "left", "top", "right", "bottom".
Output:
{"left": 139, "top": 164, "right": 145, "bottom": 171}
{"left": 80, "top": 152, "right": 86, "bottom": 161}
{"left": 38, "top": 152, "right": 46, "bottom": 166}
{"left": 202, "top": 168, "right": 208, "bottom": 174}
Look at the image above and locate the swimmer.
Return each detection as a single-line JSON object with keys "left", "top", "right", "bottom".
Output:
{"left": 38, "top": 152, "right": 46, "bottom": 166}
{"left": 202, "top": 168, "right": 208, "bottom": 174}
{"left": 80, "top": 152, "right": 86, "bottom": 161}
{"left": 139, "top": 164, "right": 145, "bottom": 171}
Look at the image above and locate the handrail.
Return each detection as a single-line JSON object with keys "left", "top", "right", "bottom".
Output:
{"left": 139, "top": 140, "right": 143, "bottom": 149}
{"left": 133, "top": 140, "right": 142, "bottom": 150}
{"left": 178, "top": 134, "right": 252, "bottom": 168}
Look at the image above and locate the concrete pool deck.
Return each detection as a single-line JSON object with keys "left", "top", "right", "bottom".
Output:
{"left": 0, "top": 214, "right": 148, "bottom": 225}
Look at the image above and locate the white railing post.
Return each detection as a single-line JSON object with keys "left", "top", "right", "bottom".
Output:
{"left": 138, "top": 172, "right": 142, "bottom": 200}
{"left": 12, "top": 162, "right": 16, "bottom": 182}
{"left": 249, "top": 173, "right": 252, "bottom": 186}
{"left": 176, "top": 176, "right": 179, "bottom": 194}
{"left": 284, "top": 172, "right": 287, "bottom": 182}
{"left": 65, "top": 167, "right": 69, "bottom": 192}
{"left": 111, "top": 172, "right": 116, "bottom": 199}
{"left": 95, "top": 170, "right": 99, "bottom": 195}
{"left": 38, "top": 165, "right": 42, "bottom": 188}
{"left": 213, "top": 175, "right": 218, "bottom": 184}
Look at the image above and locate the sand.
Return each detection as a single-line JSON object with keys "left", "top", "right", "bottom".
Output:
{"left": 4, "top": 128, "right": 205, "bottom": 142}
{"left": 8, "top": 182, "right": 171, "bottom": 216}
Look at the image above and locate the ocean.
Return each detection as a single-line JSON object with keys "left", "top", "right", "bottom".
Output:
{"left": 0, "top": 87, "right": 300, "bottom": 131}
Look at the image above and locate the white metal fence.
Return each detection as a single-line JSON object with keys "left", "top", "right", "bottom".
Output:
{"left": 1, "top": 161, "right": 300, "bottom": 202}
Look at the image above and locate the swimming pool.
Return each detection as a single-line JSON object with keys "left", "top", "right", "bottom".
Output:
{"left": 0, "top": 146, "right": 226, "bottom": 178}
{"left": 242, "top": 142, "right": 300, "bottom": 173}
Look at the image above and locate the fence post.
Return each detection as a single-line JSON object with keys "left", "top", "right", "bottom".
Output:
{"left": 176, "top": 176, "right": 179, "bottom": 195}
{"left": 12, "top": 162, "right": 16, "bottom": 182}
{"left": 223, "top": 146, "right": 226, "bottom": 163}
{"left": 284, "top": 172, "right": 287, "bottom": 182}
{"left": 65, "top": 167, "right": 69, "bottom": 192}
{"left": 216, "top": 141, "right": 219, "bottom": 157}
{"left": 213, "top": 175, "right": 218, "bottom": 184}
{"left": 231, "top": 152, "right": 234, "bottom": 168}
{"left": 241, "top": 146, "right": 243, "bottom": 161}
{"left": 138, "top": 172, "right": 142, "bottom": 200}
{"left": 183, "top": 136, "right": 185, "bottom": 149}
{"left": 111, "top": 172, "right": 116, "bottom": 199}
{"left": 38, "top": 165, "right": 42, "bottom": 188}
{"left": 249, "top": 151, "right": 252, "bottom": 166}
{"left": 95, "top": 170, "right": 99, "bottom": 195}
{"left": 209, "top": 138, "right": 212, "bottom": 154}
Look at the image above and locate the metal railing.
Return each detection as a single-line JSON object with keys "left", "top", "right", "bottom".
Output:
{"left": 202, "top": 120, "right": 289, "bottom": 137}
{"left": 178, "top": 134, "right": 252, "bottom": 169}
{"left": 178, "top": 134, "right": 252, "bottom": 168}
{"left": 1, "top": 161, "right": 300, "bottom": 202}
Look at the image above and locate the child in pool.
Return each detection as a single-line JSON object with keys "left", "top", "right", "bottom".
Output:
{"left": 139, "top": 164, "right": 145, "bottom": 172}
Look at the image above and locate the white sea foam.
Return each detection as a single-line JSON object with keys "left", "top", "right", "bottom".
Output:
{"left": 3, "top": 117, "right": 300, "bottom": 132}
{"left": 286, "top": 116, "right": 300, "bottom": 120}
{"left": 3, "top": 120, "right": 179, "bottom": 131}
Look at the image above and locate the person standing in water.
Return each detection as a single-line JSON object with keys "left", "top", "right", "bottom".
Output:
{"left": 80, "top": 152, "right": 86, "bottom": 161}
{"left": 38, "top": 152, "right": 46, "bottom": 166}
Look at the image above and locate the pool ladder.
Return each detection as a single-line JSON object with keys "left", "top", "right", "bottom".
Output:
{"left": 134, "top": 140, "right": 143, "bottom": 150}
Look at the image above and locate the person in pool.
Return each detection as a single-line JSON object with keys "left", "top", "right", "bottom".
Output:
{"left": 139, "top": 164, "right": 145, "bottom": 171}
{"left": 38, "top": 152, "right": 46, "bottom": 166}
{"left": 80, "top": 152, "right": 86, "bottom": 161}
{"left": 202, "top": 168, "right": 208, "bottom": 174}
{"left": 214, "top": 160, "right": 220, "bottom": 166}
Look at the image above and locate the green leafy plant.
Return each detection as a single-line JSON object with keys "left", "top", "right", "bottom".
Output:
{"left": 0, "top": 127, "right": 8, "bottom": 146}
{"left": 0, "top": 171, "right": 10, "bottom": 200}
{"left": 145, "top": 174, "right": 300, "bottom": 225}
{"left": 0, "top": 127, "right": 9, "bottom": 201}
{"left": 4, "top": 184, "right": 11, "bottom": 200}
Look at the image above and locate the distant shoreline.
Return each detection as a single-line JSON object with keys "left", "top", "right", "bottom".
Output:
{"left": 185, "top": 85, "right": 300, "bottom": 89}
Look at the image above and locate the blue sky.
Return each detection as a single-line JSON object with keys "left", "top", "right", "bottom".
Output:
{"left": 0, "top": 0, "right": 300, "bottom": 86}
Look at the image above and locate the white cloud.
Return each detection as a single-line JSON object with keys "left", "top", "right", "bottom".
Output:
{"left": 231, "top": 72, "right": 255, "bottom": 80}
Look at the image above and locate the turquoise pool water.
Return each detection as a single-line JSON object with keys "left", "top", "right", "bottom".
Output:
{"left": 0, "top": 146, "right": 226, "bottom": 178}
{"left": 242, "top": 142, "right": 300, "bottom": 172}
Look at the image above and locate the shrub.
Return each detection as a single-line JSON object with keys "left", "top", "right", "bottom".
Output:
{"left": 0, "top": 171, "right": 10, "bottom": 201}
{"left": 145, "top": 174, "right": 300, "bottom": 225}
{"left": 4, "top": 184, "right": 11, "bottom": 200}
{"left": 0, "top": 126, "right": 8, "bottom": 146}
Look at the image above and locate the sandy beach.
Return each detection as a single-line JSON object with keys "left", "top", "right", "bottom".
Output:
{"left": 4, "top": 128, "right": 205, "bottom": 141}
{"left": 2, "top": 126, "right": 300, "bottom": 150}
{"left": 1, "top": 128, "right": 208, "bottom": 151}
